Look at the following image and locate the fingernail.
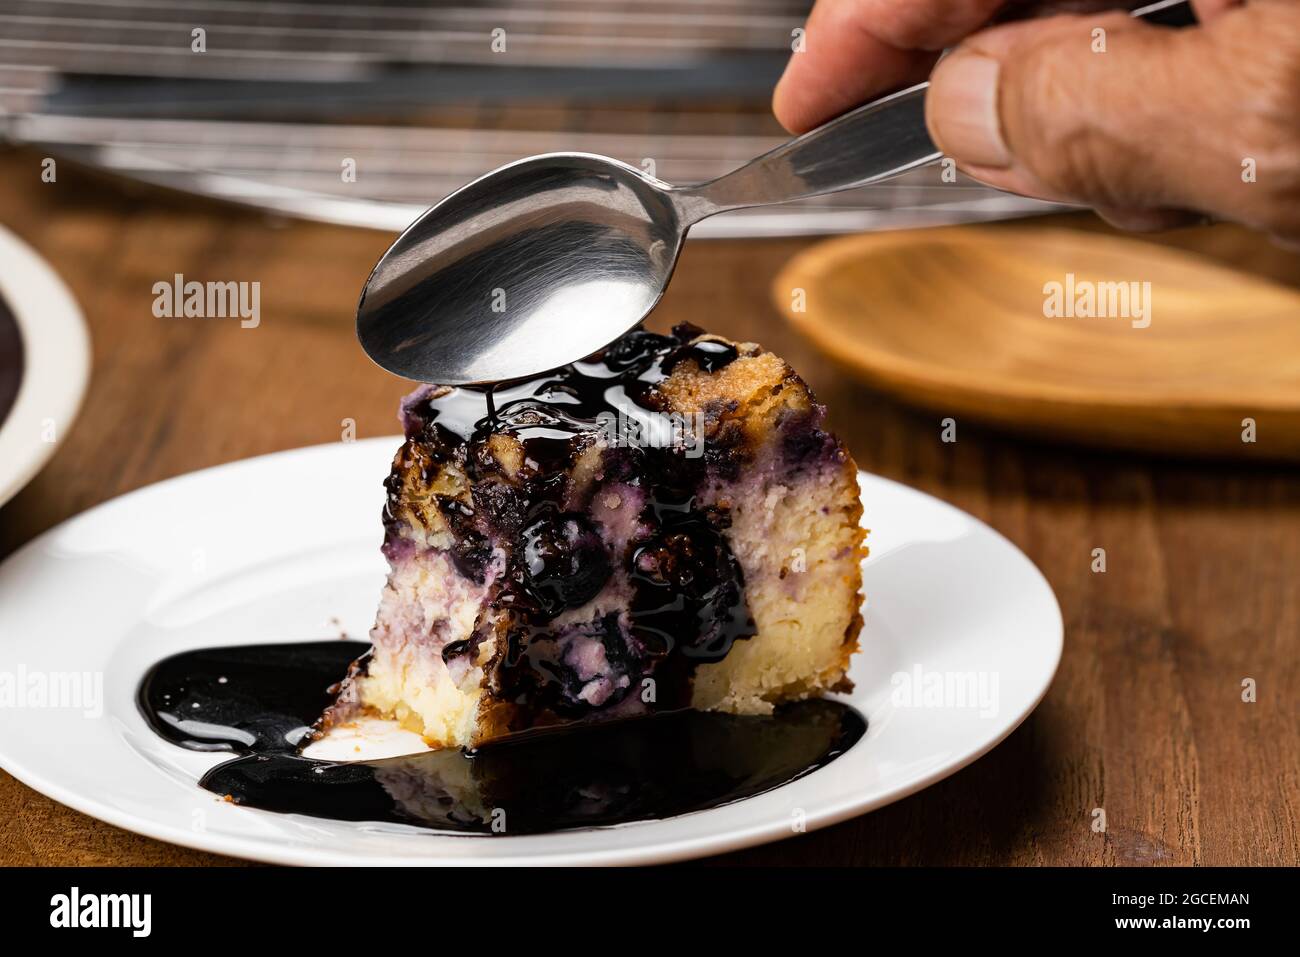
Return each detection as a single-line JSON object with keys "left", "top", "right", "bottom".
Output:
{"left": 927, "top": 54, "right": 1012, "bottom": 169}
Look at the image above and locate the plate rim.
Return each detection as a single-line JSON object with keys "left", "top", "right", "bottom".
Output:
{"left": 0, "top": 438, "right": 1063, "bottom": 866}
{"left": 0, "top": 225, "right": 92, "bottom": 507}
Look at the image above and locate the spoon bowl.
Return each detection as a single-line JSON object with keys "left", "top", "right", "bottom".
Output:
{"left": 357, "top": 153, "right": 688, "bottom": 383}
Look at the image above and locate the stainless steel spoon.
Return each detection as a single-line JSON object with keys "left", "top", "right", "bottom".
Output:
{"left": 357, "top": 0, "right": 1194, "bottom": 385}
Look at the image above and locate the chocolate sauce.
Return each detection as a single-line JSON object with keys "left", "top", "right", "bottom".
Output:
{"left": 0, "top": 294, "right": 23, "bottom": 432}
{"left": 394, "top": 323, "right": 760, "bottom": 722}
{"left": 662, "top": 336, "right": 739, "bottom": 373}
{"left": 139, "top": 641, "right": 362, "bottom": 753}
{"left": 139, "top": 641, "right": 866, "bottom": 835}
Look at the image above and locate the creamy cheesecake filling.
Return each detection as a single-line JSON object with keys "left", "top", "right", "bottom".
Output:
{"left": 321, "top": 323, "right": 863, "bottom": 748}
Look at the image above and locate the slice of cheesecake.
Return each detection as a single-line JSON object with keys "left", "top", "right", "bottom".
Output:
{"left": 321, "top": 323, "right": 865, "bottom": 749}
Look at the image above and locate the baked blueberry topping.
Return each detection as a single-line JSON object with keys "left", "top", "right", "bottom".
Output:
{"left": 390, "top": 323, "right": 760, "bottom": 720}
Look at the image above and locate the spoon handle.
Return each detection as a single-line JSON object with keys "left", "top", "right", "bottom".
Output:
{"left": 677, "top": 0, "right": 1196, "bottom": 221}
{"left": 677, "top": 82, "right": 937, "bottom": 220}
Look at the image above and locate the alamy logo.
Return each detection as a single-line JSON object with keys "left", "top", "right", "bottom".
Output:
{"left": 152, "top": 273, "right": 261, "bottom": 328}
{"left": 50, "top": 887, "right": 151, "bottom": 937}
{"left": 1043, "top": 273, "right": 1151, "bottom": 328}
{"left": 890, "top": 665, "right": 1000, "bottom": 718}
{"left": 0, "top": 666, "right": 102, "bottom": 718}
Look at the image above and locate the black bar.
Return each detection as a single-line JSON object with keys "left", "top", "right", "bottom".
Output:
{"left": 0, "top": 866, "right": 1279, "bottom": 942}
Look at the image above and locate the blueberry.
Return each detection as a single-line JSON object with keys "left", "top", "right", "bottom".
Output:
{"left": 473, "top": 481, "right": 527, "bottom": 536}
{"left": 601, "top": 329, "right": 675, "bottom": 371}
{"left": 436, "top": 495, "right": 493, "bottom": 583}
{"left": 634, "top": 530, "right": 720, "bottom": 596}
{"left": 520, "top": 508, "right": 610, "bottom": 616}
{"left": 629, "top": 519, "right": 751, "bottom": 662}
{"left": 662, "top": 337, "right": 739, "bottom": 374}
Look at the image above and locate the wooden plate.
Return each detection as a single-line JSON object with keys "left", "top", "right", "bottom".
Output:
{"left": 773, "top": 226, "right": 1300, "bottom": 459}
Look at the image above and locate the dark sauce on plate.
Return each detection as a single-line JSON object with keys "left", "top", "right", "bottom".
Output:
{"left": 139, "top": 640, "right": 866, "bottom": 835}
{"left": 0, "top": 294, "right": 24, "bottom": 432}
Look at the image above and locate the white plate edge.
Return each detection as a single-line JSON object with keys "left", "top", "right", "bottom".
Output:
{"left": 0, "top": 225, "right": 92, "bottom": 506}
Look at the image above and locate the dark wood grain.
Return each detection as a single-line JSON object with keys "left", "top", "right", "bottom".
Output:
{"left": 0, "top": 148, "right": 1296, "bottom": 867}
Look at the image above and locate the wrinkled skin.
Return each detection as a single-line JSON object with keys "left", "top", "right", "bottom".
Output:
{"left": 774, "top": 0, "right": 1300, "bottom": 246}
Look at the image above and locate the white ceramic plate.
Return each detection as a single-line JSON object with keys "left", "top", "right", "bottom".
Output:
{"left": 0, "top": 225, "right": 91, "bottom": 507}
{"left": 0, "top": 437, "right": 1062, "bottom": 866}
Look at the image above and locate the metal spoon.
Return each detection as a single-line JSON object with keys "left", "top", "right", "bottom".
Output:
{"left": 357, "top": 0, "right": 1195, "bottom": 385}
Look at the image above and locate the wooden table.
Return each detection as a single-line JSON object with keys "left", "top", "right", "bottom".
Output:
{"left": 1, "top": 149, "right": 1296, "bottom": 866}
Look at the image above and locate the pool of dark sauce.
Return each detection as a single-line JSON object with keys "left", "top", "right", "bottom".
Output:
{"left": 139, "top": 641, "right": 866, "bottom": 835}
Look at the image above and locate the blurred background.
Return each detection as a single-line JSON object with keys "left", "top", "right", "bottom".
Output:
{"left": 0, "top": 0, "right": 1055, "bottom": 234}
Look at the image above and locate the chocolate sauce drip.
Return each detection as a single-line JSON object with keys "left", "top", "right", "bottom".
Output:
{"left": 394, "top": 323, "right": 756, "bottom": 723}
{"left": 663, "top": 336, "right": 739, "bottom": 374}
{"left": 138, "top": 641, "right": 865, "bottom": 835}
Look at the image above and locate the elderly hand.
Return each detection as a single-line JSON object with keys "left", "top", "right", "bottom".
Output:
{"left": 774, "top": 1, "right": 1300, "bottom": 243}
